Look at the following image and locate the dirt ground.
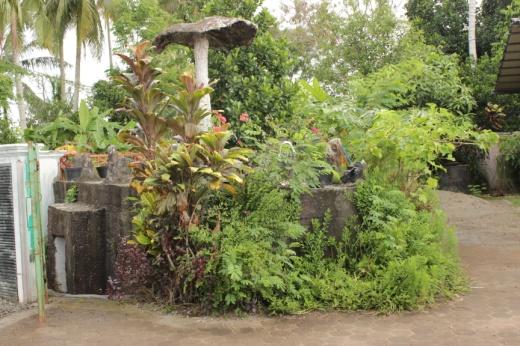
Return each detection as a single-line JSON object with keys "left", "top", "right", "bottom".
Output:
{"left": 1, "top": 191, "right": 519, "bottom": 346}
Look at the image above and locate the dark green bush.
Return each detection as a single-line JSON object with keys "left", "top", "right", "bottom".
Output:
{"left": 189, "top": 173, "right": 466, "bottom": 314}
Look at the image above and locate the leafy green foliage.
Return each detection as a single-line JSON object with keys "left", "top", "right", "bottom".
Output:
{"left": 209, "top": 9, "right": 299, "bottom": 132}
{"left": 25, "top": 100, "right": 129, "bottom": 151}
{"left": 282, "top": 0, "right": 404, "bottom": 93}
{"left": 500, "top": 133, "right": 520, "bottom": 170}
{"left": 89, "top": 79, "right": 128, "bottom": 124}
{"left": 64, "top": 184, "right": 78, "bottom": 203}
{"left": 477, "top": 0, "right": 512, "bottom": 56}
{"left": 406, "top": 0, "right": 469, "bottom": 58}
{"left": 0, "top": 60, "right": 14, "bottom": 114}
{"left": 121, "top": 46, "right": 252, "bottom": 305}
{"left": 352, "top": 44, "right": 475, "bottom": 115}
{"left": 250, "top": 133, "right": 331, "bottom": 198}
{"left": 359, "top": 106, "right": 498, "bottom": 195}
{"left": 191, "top": 175, "right": 467, "bottom": 313}
{"left": 111, "top": 0, "right": 173, "bottom": 49}
{"left": 0, "top": 116, "right": 20, "bottom": 144}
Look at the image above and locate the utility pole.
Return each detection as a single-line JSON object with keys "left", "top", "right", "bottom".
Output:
{"left": 468, "top": 0, "right": 478, "bottom": 67}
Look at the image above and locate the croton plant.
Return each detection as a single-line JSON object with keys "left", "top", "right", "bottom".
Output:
{"left": 113, "top": 41, "right": 252, "bottom": 303}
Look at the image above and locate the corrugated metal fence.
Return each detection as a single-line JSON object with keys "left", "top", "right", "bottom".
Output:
{"left": 0, "top": 164, "right": 17, "bottom": 300}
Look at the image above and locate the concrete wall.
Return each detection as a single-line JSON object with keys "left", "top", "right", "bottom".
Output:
{"left": 54, "top": 181, "right": 135, "bottom": 275}
{"left": 47, "top": 179, "right": 358, "bottom": 294}
{"left": 438, "top": 164, "right": 474, "bottom": 193}
{"left": 478, "top": 133, "right": 520, "bottom": 194}
{"left": 300, "top": 185, "right": 357, "bottom": 240}
{"left": 0, "top": 144, "right": 61, "bottom": 303}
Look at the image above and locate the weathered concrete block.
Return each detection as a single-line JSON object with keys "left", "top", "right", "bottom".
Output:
{"left": 106, "top": 184, "right": 136, "bottom": 210}
{"left": 77, "top": 182, "right": 107, "bottom": 205}
{"left": 53, "top": 181, "right": 76, "bottom": 203}
{"left": 478, "top": 137, "right": 520, "bottom": 194}
{"left": 51, "top": 181, "right": 136, "bottom": 282}
{"left": 105, "top": 147, "right": 133, "bottom": 184}
{"left": 76, "top": 154, "right": 102, "bottom": 182}
{"left": 47, "top": 203, "right": 106, "bottom": 294}
{"left": 439, "top": 164, "right": 473, "bottom": 193}
{"left": 300, "top": 185, "right": 357, "bottom": 239}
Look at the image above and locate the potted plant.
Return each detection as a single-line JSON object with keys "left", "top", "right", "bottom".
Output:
{"left": 59, "top": 152, "right": 82, "bottom": 181}
{"left": 90, "top": 153, "right": 109, "bottom": 178}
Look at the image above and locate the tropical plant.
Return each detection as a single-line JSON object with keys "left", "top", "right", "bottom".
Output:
{"left": 2, "top": 0, "right": 29, "bottom": 129}
{"left": 0, "top": 115, "right": 19, "bottom": 144}
{"left": 500, "top": 132, "right": 520, "bottom": 171}
{"left": 0, "top": 59, "right": 13, "bottom": 115}
{"left": 113, "top": 41, "right": 175, "bottom": 159}
{"left": 360, "top": 106, "right": 498, "bottom": 196}
{"left": 64, "top": 184, "right": 78, "bottom": 203}
{"left": 352, "top": 44, "right": 476, "bottom": 115}
{"left": 89, "top": 78, "right": 128, "bottom": 123}
{"left": 25, "top": 100, "right": 131, "bottom": 151}
{"left": 46, "top": 0, "right": 103, "bottom": 111}
{"left": 97, "top": 0, "right": 115, "bottom": 69}
{"left": 129, "top": 86, "right": 252, "bottom": 305}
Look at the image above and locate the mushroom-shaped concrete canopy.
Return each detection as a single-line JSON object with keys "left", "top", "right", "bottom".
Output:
{"left": 153, "top": 16, "right": 258, "bottom": 130}
{"left": 154, "top": 16, "right": 257, "bottom": 51}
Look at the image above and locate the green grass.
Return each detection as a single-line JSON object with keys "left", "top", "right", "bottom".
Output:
{"left": 503, "top": 195, "right": 520, "bottom": 207}
{"left": 483, "top": 195, "right": 520, "bottom": 207}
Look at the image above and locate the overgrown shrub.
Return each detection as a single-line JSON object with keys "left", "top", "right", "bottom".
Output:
{"left": 500, "top": 132, "right": 520, "bottom": 171}
{"left": 113, "top": 40, "right": 490, "bottom": 315}
{"left": 108, "top": 237, "right": 154, "bottom": 299}
{"left": 352, "top": 44, "right": 475, "bottom": 115}
{"left": 359, "top": 106, "right": 498, "bottom": 196}
{"left": 195, "top": 175, "right": 466, "bottom": 313}
{"left": 0, "top": 117, "right": 19, "bottom": 144}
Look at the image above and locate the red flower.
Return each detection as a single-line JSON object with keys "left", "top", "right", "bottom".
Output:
{"left": 311, "top": 127, "right": 319, "bottom": 134}
{"left": 212, "top": 111, "right": 227, "bottom": 125}
{"left": 213, "top": 126, "right": 223, "bottom": 133}
{"left": 217, "top": 113, "right": 227, "bottom": 124}
{"left": 239, "top": 112, "right": 250, "bottom": 122}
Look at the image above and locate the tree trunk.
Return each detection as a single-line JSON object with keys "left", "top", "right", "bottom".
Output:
{"left": 11, "top": 6, "right": 26, "bottom": 130}
{"left": 72, "top": 18, "right": 82, "bottom": 112}
{"left": 468, "top": 0, "right": 477, "bottom": 66}
{"left": 59, "top": 40, "right": 66, "bottom": 102}
{"left": 106, "top": 17, "right": 113, "bottom": 70}
{"left": 194, "top": 35, "right": 211, "bottom": 130}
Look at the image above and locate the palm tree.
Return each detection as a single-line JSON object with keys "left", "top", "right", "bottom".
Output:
{"left": 40, "top": 1, "right": 70, "bottom": 102}
{"left": 97, "top": 0, "right": 115, "bottom": 70}
{"left": 3, "top": 0, "right": 27, "bottom": 129}
{"left": 48, "top": 0, "right": 103, "bottom": 112}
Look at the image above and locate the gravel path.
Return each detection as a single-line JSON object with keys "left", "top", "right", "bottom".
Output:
{"left": 0, "top": 298, "right": 22, "bottom": 319}
{"left": 1, "top": 298, "right": 35, "bottom": 320}
{"left": 1, "top": 191, "right": 519, "bottom": 346}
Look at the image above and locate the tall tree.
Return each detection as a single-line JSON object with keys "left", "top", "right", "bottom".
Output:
{"left": 406, "top": 0, "right": 468, "bottom": 58}
{"left": 477, "top": 0, "right": 511, "bottom": 56}
{"left": 6, "top": 0, "right": 27, "bottom": 129}
{"left": 49, "top": 0, "right": 103, "bottom": 111}
{"left": 97, "top": 0, "right": 115, "bottom": 69}
{"left": 282, "top": 0, "right": 404, "bottom": 93}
